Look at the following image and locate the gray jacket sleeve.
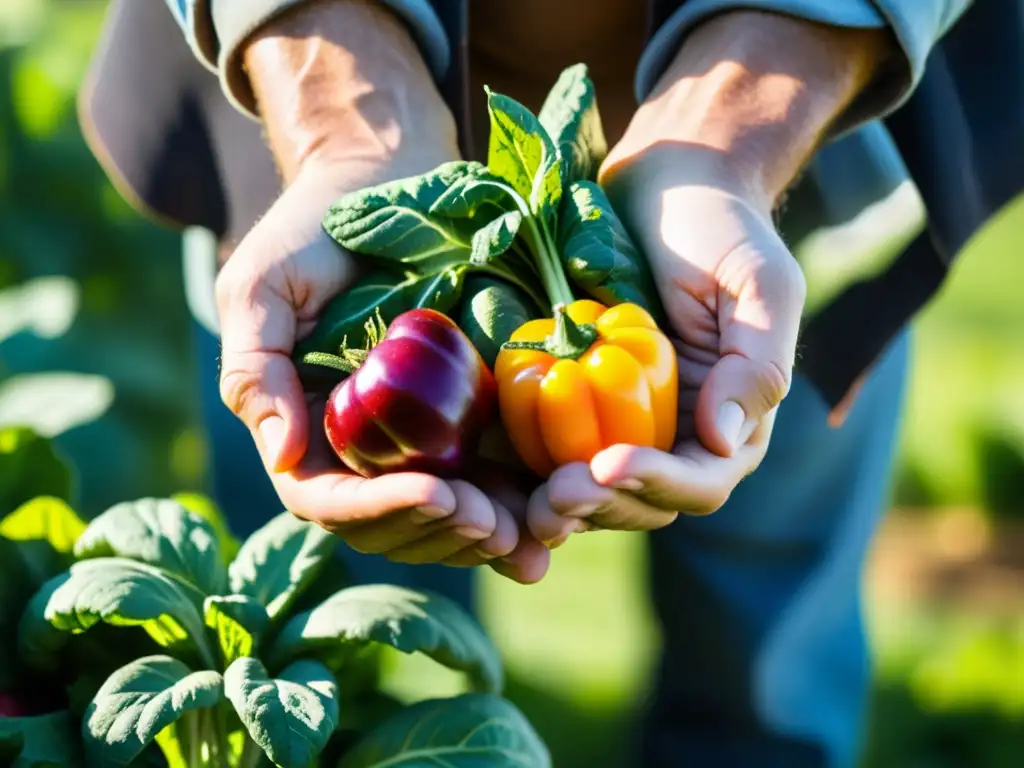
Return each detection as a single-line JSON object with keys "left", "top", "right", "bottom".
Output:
{"left": 162, "top": 0, "right": 450, "bottom": 119}
{"left": 635, "top": 0, "right": 974, "bottom": 135}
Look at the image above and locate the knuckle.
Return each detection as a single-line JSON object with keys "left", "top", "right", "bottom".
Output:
{"left": 219, "top": 365, "right": 262, "bottom": 419}
{"left": 751, "top": 358, "right": 792, "bottom": 410}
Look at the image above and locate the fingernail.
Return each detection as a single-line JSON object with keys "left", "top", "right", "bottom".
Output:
{"left": 474, "top": 547, "right": 498, "bottom": 560}
{"left": 716, "top": 401, "right": 746, "bottom": 452}
{"left": 542, "top": 535, "right": 570, "bottom": 550}
{"left": 258, "top": 416, "right": 286, "bottom": 466}
{"left": 409, "top": 505, "right": 452, "bottom": 525}
{"left": 566, "top": 504, "right": 600, "bottom": 519}
{"left": 613, "top": 479, "right": 644, "bottom": 492}
{"left": 453, "top": 526, "right": 491, "bottom": 541}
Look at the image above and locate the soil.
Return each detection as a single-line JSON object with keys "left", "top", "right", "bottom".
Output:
{"left": 866, "top": 508, "right": 1024, "bottom": 615}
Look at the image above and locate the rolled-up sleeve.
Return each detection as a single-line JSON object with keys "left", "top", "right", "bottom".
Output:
{"left": 161, "top": 0, "right": 451, "bottom": 119}
{"left": 635, "top": 0, "right": 974, "bottom": 134}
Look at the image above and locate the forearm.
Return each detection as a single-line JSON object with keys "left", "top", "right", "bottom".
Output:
{"left": 244, "top": 0, "right": 459, "bottom": 184}
{"left": 602, "top": 11, "right": 894, "bottom": 212}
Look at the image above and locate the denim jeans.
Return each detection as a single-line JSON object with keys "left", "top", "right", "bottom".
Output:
{"left": 193, "top": 319, "right": 909, "bottom": 767}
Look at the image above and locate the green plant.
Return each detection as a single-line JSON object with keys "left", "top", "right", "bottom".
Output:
{"left": 297, "top": 64, "right": 663, "bottom": 370}
{"left": 8, "top": 495, "right": 548, "bottom": 767}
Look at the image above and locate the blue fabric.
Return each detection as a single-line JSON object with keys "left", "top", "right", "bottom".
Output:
{"left": 192, "top": 315, "right": 909, "bottom": 767}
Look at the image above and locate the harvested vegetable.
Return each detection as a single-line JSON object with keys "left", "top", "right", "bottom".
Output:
{"left": 496, "top": 300, "right": 677, "bottom": 477}
{"left": 299, "top": 63, "right": 674, "bottom": 477}
{"left": 317, "top": 309, "right": 497, "bottom": 478}
{"left": 301, "top": 64, "right": 662, "bottom": 370}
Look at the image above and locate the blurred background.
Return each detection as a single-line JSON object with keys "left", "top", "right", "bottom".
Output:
{"left": 1, "top": 1, "right": 1021, "bottom": 765}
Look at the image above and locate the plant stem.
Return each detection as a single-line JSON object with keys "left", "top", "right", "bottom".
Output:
{"left": 522, "top": 217, "right": 574, "bottom": 307}
{"left": 499, "top": 183, "right": 575, "bottom": 310}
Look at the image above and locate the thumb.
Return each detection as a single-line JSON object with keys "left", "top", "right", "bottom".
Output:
{"left": 696, "top": 248, "right": 805, "bottom": 457}
{"left": 217, "top": 268, "right": 309, "bottom": 474}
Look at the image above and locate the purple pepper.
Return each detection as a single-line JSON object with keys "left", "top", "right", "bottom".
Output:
{"left": 323, "top": 309, "right": 497, "bottom": 478}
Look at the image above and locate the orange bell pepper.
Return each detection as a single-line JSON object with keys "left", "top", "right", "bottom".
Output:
{"left": 494, "top": 299, "right": 678, "bottom": 477}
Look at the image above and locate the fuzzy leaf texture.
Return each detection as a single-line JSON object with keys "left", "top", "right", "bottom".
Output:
{"left": 538, "top": 63, "right": 608, "bottom": 184}
{"left": 557, "top": 180, "right": 666, "bottom": 320}
{"left": 268, "top": 584, "right": 503, "bottom": 692}
{"left": 457, "top": 276, "right": 539, "bottom": 368}
{"left": 296, "top": 267, "right": 466, "bottom": 362}
{"left": 429, "top": 169, "right": 519, "bottom": 220}
{"left": 227, "top": 511, "right": 337, "bottom": 621}
{"left": 171, "top": 492, "right": 241, "bottom": 565}
{"left": 323, "top": 161, "right": 486, "bottom": 273}
{"left": 73, "top": 498, "right": 227, "bottom": 596}
{"left": 82, "top": 655, "right": 222, "bottom": 767}
{"left": 224, "top": 657, "right": 339, "bottom": 768}
{"left": 18, "top": 558, "right": 214, "bottom": 672}
{"left": 485, "top": 89, "right": 562, "bottom": 226}
{"left": 203, "top": 595, "right": 269, "bottom": 666}
{"left": 470, "top": 210, "right": 522, "bottom": 265}
{"left": 342, "top": 693, "right": 550, "bottom": 768}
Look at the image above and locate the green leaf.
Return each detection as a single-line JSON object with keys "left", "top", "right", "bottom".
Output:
{"left": 429, "top": 171, "right": 519, "bottom": 220}
{"left": 171, "top": 492, "right": 240, "bottom": 565}
{"left": 82, "top": 655, "right": 222, "bottom": 767}
{"left": 18, "top": 558, "right": 215, "bottom": 672}
{"left": 268, "top": 584, "right": 502, "bottom": 693}
{"left": 485, "top": 88, "right": 562, "bottom": 224}
{"left": 203, "top": 595, "right": 269, "bottom": 666}
{"left": 74, "top": 498, "right": 227, "bottom": 596}
{"left": 224, "top": 657, "right": 338, "bottom": 768}
{"left": 295, "top": 267, "right": 466, "bottom": 361}
{"left": 0, "top": 496, "right": 85, "bottom": 591}
{"left": 0, "top": 427, "right": 73, "bottom": 512}
{"left": 557, "top": 180, "right": 665, "bottom": 320}
{"left": 324, "top": 162, "right": 485, "bottom": 273}
{"left": 539, "top": 63, "right": 608, "bottom": 184}
{"left": 342, "top": 694, "right": 550, "bottom": 768}
{"left": 227, "top": 511, "right": 337, "bottom": 622}
{"left": 470, "top": 210, "right": 522, "bottom": 265}
{"left": 0, "top": 275, "right": 79, "bottom": 346}
{"left": 0, "top": 711, "right": 86, "bottom": 768}
{"left": 0, "top": 372, "right": 115, "bottom": 438}
{"left": 457, "top": 275, "right": 539, "bottom": 368}
{"left": 0, "top": 496, "right": 84, "bottom": 553}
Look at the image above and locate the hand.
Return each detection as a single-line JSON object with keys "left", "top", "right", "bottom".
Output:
{"left": 214, "top": 0, "right": 550, "bottom": 582}
{"left": 527, "top": 153, "right": 801, "bottom": 546}
{"left": 216, "top": 159, "right": 548, "bottom": 582}
{"left": 525, "top": 11, "right": 890, "bottom": 544}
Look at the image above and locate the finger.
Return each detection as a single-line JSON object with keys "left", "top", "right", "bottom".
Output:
{"left": 385, "top": 480, "right": 497, "bottom": 564}
{"left": 216, "top": 251, "right": 307, "bottom": 472}
{"left": 590, "top": 441, "right": 762, "bottom": 516}
{"left": 698, "top": 244, "right": 804, "bottom": 457}
{"left": 544, "top": 462, "right": 678, "bottom": 531}
{"left": 341, "top": 506, "right": 450, "bottom": 555}
{"left": 526, "top": 483, "right": 588, "bottom": 548}
{"left": 490, "top": 536, "right": 551, "bottom": 584}
{"left": 277, "top": 469, "right": 457, "bottom": 530}
{"left": 443, "top": 496, "right": 519, "bottom": 566}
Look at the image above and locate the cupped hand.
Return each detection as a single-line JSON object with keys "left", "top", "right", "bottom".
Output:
{"left": 215, "top": 160, "right": 549, "bottom": 583}
{"left": 527, "top": 145, "right": 805, "bottom": 545}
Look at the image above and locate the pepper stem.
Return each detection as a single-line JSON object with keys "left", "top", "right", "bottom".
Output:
{"left": 545, "top": 303, "right": 598, "bottom": 359}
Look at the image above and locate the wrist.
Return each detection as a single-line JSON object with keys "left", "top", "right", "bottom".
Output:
{"left": 244, "top": 0, "right": 458, "bottom": 183}
{"left": 601, "top": 11, "right": 892, "bottom": 211}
